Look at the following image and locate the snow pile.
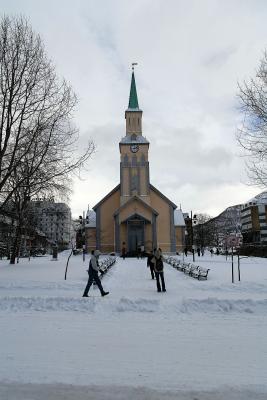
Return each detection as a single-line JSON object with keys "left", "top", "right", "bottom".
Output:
{"left": 116, "top": 297, "right": 159, "bottom": 312}
{"left": 1, "top": 295, "right": 267, "bottom": 315}
{"left": 0, "top": 296, "right": 96, "bottom": 312}
{"left": 180, "top": 297, "right": 267, "bottom": 314}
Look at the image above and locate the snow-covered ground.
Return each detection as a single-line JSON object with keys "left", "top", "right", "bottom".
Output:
{"left": 0, "top": 252, "right": 267, "bottom": 399}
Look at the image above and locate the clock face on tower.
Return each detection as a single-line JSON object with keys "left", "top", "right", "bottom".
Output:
{"left": 130, "top": 144, "right": 139, "bottom": 153}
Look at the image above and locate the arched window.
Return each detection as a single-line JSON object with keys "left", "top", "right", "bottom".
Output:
{"left": 132, "top": 155, "right": 137, "bottom": 166}
{"left": 123, "top": 154, "right": 129, "bottom": 165}
{"left": 131, "top": 174, "right": 138, "bottom": 191}
{"left": 141, "top": 154, "right": 146, "bottom": 165}
{"left": 131, "top": 133, "right": 137, "bottom": 141}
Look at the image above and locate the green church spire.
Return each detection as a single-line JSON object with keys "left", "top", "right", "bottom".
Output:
{"left": 128, "top": 71, "right": 139, "bottom": 109}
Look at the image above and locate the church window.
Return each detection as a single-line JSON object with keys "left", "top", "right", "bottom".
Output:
{"left": 141, "top": 154, "right": 146, "bottom": 165}
{"left": 132, "top": 155, "right": 137, "bottom": 166}
{"left": 123, "top": 154, "right": 129, "bottom": 165}
{"left": 131, "top": 174, "right": 138, "bottom": 191}
{"left": 131, "top": 133, "right": 137, "bottom": 141}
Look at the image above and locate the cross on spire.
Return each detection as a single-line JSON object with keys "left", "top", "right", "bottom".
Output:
{"left": 132, "top": 62, "right": 138, "bottom": 71}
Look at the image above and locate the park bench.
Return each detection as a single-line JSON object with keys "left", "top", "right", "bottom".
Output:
{"left": 164, "top": 256, "right": 210, "bottom": 280}
{"left": 196, "top": 267, "right": 210, "bottom": 280}
{"left": 98, "top": 256, "right": 117, "bottom": 277}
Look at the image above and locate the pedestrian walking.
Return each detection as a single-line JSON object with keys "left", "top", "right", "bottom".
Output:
{"left": 201, "top": 246, "right": 205, "bottom": 256}
{"left": 82, "top": 250, "right": 109, "bottom": 297}
{"left": 147, "top": 251, "right": 155, "bottom": 279}
{"left": 140, "top": 244, "right": 145, "bottom": 259}
{"left": 154, "top": 249, "right": 166, "bottom": 292}
{"left": 184, "top": 247, "right": 188, "bottom": 257}
{"left": 197, "top": 247, "right": 200, "bottom": 257}
{"left": 121, "top": 244, "right": 126, "bottom": 260}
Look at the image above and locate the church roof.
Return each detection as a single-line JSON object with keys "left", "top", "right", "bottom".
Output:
{"left": 114, "top": 195, "right": 159, "bottom": 218}
{"left": 128, "top": 72, "right": 139, "bottom": 110}
{"left": 85, "top": 209, "right": 96, "bottom": 227}
{"left": 150, "top": 184, "right": 177, "bottom": 209}
{"left": 120, "top": 134, "right": 149, "bottom": 145}
{"left": 93, "top": 184, "right": 120, "bottom": 211}
{"left": 174, "top": 209, "right": 185, "bottom": 226}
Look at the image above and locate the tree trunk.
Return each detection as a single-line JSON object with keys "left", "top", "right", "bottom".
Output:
{"left": 10, "top": 225, "right": 21, "bottom": 264}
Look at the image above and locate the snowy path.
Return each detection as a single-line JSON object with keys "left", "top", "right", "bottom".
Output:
{"left": 0, "top": 253, "right": 267, "bottom": 399}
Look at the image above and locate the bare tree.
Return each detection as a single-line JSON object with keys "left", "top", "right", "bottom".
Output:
{"left": 0, "top": 16, "right": 94, "bottom": 211}
{"left": 237, "top": 50, "right": 267, "bottom": 187}
{"left": 0, "top": 16, "right": 95, "bottom": 262}
{"left": 193, "top": 214, "right": 213, "bottom": 247}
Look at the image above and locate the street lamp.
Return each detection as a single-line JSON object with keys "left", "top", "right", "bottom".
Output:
{"left": 185, "top": 212, "right": 197, "bottom": 262}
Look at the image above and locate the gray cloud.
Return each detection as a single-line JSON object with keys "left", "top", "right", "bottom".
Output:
{"left": 0, "top": 0, "right": 265, "bottom": 216}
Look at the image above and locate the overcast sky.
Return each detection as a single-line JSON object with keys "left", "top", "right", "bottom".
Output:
{"left": 1, "top": 0, "right": 267, "bottom": 218}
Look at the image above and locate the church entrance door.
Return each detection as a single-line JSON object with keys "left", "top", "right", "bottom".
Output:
{"left": 127, "top": 220, "right": 144, "bottom": 255}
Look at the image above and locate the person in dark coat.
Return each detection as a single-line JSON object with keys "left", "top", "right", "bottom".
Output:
{"left": 137, "top": 246, "right": 141, "bottom": 259}
{"left": 121, "top": 244, "right": 126, "bottom": 260}
{"left": 147, "top": 251, "right": 155, "bottom": 279}
{"left": 197, "top": 247, "right": 201, "bottom": 257}
{"left": 82, "top": 250, "right": 109, "bottom": 297}
{"left": 154, "top": 249, "right": 166, "bottom": 292}
{"left": 184, "top": 247, "right": 188, "bottom": 257}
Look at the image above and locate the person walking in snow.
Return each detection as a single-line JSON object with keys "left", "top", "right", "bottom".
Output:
{"left": 154, "top": 249, "right": 166, "bottom": 292}
{"left": 137, "top": 245, "right": 142, "bottom": 259}
{"left": 121, "top": 243, "right": 126, "bottom": 260}
{"left": 140, "top": 244, "right": 145, "bottom": 259}
{"left": 147, "top": 250, "right": 155, "bottom": 279}
{"left": 82, "top": 250, "right": 109, "bottom": 297}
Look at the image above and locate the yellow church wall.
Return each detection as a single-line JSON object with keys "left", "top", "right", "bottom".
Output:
{"left": 85, "top": 227, "right": 96, "bottom": 252}
{"left": 125, "top": 110, "right": 142, "bottom": 134}
{"left": 120, "top": 223, "right": 127, "bottom": 249}
{"left": 175, "top": 226, "right": 185, "bottom": 253}
{"left": 150, "top": 189, "right": 172, "bottom": 252}
{"left": 98, "top": 189, "right": 120, "bottom": 253}
{"left": 145, "top": 223, "right": 153, "bottom": 251}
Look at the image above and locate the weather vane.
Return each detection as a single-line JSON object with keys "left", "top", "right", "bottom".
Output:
{"left": 132, "top": 62, "right": 138, "bottom": 71}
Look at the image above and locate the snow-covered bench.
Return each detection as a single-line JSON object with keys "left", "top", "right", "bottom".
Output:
{"left": 164, "top": 256, "right": 210, "bottom": 280}
{"left": 196, "top": 267, "right": 210, "bottom": 280}
{"left": 184, "top": 265, "right": 210, "bottom": 280}
{"left": 98, "top": 256, "right": 117, "bottom": 277}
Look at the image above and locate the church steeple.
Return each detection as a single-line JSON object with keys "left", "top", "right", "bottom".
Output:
{"left": 128, "top": 72, "right": 139, "bottom": 109}
{"left": 120, "top": 66, "right": 150, "bottom": 205}
{"left": 125, "top": 65, "right": 142, "bottom": 135}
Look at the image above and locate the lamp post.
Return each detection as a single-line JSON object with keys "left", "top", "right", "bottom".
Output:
{"left": 185, "top": 212, "right": 197, "bottom": 262}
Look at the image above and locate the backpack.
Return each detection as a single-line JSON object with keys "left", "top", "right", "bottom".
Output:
{"left": 155, "top": 257, "right": 163, "bottom": 272}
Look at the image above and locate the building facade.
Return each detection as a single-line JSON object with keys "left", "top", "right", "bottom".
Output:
{"left": 241, "top": 192, "right": 267, "bottom": 245}
{"left": 85, "top": 70, "right": 185, "bottom": 255}
{"left": 31, "top": 199, "right": 72, "bottom": 249}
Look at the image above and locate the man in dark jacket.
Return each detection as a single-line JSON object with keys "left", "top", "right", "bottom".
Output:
{"left": 154, "top": 249, "right": 166, "bottom": 292}
{"left": 82, "top": 250, "right": 109, "bottom": 297}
